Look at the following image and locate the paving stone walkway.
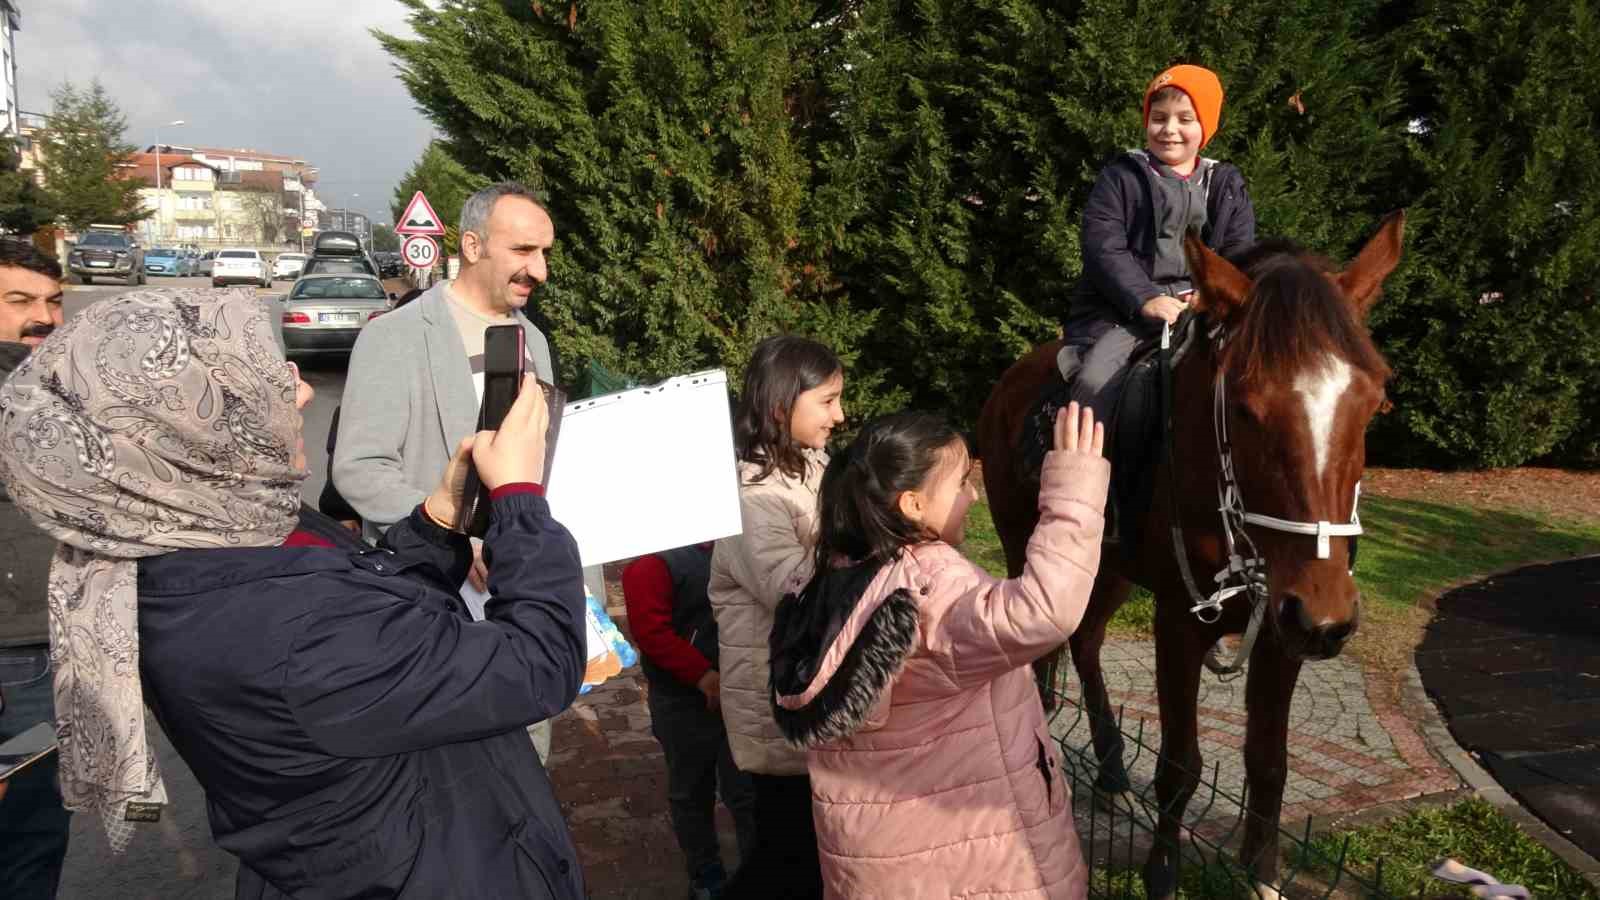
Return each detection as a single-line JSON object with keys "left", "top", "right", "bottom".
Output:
{"left": 550, "top": 626, "right": 1461, "bottom": 899}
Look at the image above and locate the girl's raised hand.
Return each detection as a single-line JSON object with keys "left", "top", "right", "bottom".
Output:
{"left": 1053, "top": 401, "right": 1105, "bottom": 458}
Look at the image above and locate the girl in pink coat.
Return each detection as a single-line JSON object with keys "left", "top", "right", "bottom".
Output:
{"left": 770, "top": 404, "right": 1109, "bottom": 899}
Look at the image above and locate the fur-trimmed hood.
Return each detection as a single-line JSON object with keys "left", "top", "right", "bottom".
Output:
{"left": 769, "top": 557, "right": 920, "bottom": 748}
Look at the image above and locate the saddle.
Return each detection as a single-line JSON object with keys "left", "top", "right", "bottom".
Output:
{"left": 1016, "top": 317, "right": 1201, "bottom": 550}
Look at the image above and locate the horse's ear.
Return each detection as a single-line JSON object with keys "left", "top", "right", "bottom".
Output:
{"left": 1337, "top": 210, "right": 1405, "bottom": 318}
{"left": 1184, "top": 229, "right": 1251, "bottom": 320}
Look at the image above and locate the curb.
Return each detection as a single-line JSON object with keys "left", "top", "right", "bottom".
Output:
{"left": 1403, "top": 664, "right": 1600, "bottom": 890}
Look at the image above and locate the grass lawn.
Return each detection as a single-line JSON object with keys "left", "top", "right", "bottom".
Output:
{"left": 1302, "top": 797, "right": 1600, "bottom": 899}
{"left": 1080, "top": 798, "right": 1599, "bottom": 898}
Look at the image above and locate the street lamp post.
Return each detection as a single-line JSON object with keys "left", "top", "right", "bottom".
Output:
{"left": 351, "top": 194, "right": 372, "bottom": 249}
{"left": 154, "top": 119, "right": 185, "bottom": 244}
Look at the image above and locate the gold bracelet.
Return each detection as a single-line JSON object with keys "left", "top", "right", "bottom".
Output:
{"left": 422, "top": 496, "right": 453, "bottom": 530}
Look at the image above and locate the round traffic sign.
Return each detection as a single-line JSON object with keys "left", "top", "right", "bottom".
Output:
{"left": 403, "top": 235, "right": 439, "bottom": 269}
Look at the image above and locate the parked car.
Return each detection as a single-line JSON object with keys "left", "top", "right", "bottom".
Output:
{"left": 376, "top": 251, "right": 405, "bottom": 278}
{"left": 195, "top": 250, "right": 217, "bottom": 277}
{"left": 68, "top": 230, "right": 145, "bottom": 285}
{"left": 271, "top": 252, "right": 307, "bottom": 281}
{"left": 212, "top": 249, "right": 270, "bottom": 288}
{"left": 301, "top": 231, "right": 380, "bottom": 279}
{"left": 278, "top": 273, "right": 395, "bottom": 356}
{"left": 144, "top": 248, "right": 193, "bottom": 277}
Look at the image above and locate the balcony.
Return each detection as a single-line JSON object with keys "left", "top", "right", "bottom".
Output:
{"left": 169, "top": 177, "right": 215, "bottom": 192}
{"left": 173, "top": 208, "right": 215, "bottom": 222}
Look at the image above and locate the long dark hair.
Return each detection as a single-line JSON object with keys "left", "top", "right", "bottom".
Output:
{"left": 812, "top": 411, "right": 964, "bottom": 573}
{"left": 733, "top": 335, "right": 843, "bottom": 481}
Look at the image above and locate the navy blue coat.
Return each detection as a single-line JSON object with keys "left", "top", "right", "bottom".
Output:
{"left": 136, "top": 494, "right": 587, "bottom": 900}
{"left": 1064, "top": 152, "right": 1256, "bottom": 343}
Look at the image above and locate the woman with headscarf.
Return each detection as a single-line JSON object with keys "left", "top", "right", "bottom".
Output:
{"left": 0, "top": 288, "right": 587, "bottom": 899}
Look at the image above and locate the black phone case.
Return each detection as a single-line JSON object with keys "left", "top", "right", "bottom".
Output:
{"left": 457, "top": 380, "right": 566, "bottom": 539}
{"left": 457, "top": 327, "right": 525, "bottom": 537}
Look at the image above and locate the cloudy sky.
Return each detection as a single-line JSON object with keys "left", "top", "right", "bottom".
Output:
{"left": 17, "top": 0, "right": 433, "bottom": 225}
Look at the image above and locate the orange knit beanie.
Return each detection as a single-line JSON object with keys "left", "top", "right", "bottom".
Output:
{"left": 1143, "top": 65, "right": 1225, "bottom": 149}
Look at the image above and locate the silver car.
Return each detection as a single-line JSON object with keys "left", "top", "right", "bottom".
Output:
{"left": 279, "top": 274, "right": 395, "bottom": 357}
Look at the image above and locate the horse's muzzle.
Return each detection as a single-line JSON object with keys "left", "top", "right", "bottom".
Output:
{"left": 1277, "top": 592, "right": 1360, "bottom": 660}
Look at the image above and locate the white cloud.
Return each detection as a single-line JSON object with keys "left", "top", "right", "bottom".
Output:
{"left": 16, "top": 0, "right": 432, "bottom": 221}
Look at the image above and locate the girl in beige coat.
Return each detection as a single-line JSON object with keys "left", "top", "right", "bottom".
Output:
{"left": 710, "top": 335, "right": 844, "bottom": 898}
{"left": 771, "top": 405, "right": 1108, "bottom": 899}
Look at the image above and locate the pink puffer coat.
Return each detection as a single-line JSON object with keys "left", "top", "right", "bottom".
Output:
{"left": 771, "top": 451, "right": 1108, "bottom": 899}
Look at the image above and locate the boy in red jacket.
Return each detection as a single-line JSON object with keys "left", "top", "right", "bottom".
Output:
{"left": 624, "top": 544, "right": 757, "bottom": 900}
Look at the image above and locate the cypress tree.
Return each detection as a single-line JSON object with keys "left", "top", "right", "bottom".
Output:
{"left": 378, "top": 1, "right": 1598, "bottom": 466}
{"left": 1363, "top": 0, "right": 1600, "bottom": 467}
{"left": 376, "top": 0, "right": 899, "bottom": 414}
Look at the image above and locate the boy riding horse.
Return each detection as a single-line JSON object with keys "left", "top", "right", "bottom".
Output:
{"left": 1064, "top": 64, "right": 1256, "bottom": 414}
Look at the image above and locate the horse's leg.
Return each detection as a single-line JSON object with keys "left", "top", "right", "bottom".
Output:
{"left": 1068, "top": 573, "right": 1135, "bottom": 795}
{"left": 1238, "top": 631, "right": 1304, "bottom": 899}
{"left": 1142, "top": 592, "right": 1209, "bottom": 900}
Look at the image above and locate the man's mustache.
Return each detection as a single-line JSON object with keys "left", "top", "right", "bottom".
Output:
{"left": 20, "top": 322, "right": 54, "bottom": 340}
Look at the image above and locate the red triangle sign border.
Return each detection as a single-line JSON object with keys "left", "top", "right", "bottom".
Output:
{"left": 394, "top": 191, "right": 447, "bottom": 236}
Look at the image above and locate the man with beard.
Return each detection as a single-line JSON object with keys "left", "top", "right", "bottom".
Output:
{"left": 0, "top": 239, "right": 70, "bottom": 899}
{"left": 334, "top": 183, "right": 560, "bottom": 760}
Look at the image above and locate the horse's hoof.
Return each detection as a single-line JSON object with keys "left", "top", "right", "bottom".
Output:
{"left": 1253, "top": 881, "right": 1284, "bottom": 900}
{"left": 1142, "top": 865, "right": 1177, "bottom": 900}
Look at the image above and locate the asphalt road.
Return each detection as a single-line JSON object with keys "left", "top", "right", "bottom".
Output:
{"left": 55, "top": 275, "right": 351, "bottom": 898}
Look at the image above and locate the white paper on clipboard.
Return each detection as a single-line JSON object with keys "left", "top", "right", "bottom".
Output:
{"left": 545, "top": 370, "right": 742, "bottom": 567}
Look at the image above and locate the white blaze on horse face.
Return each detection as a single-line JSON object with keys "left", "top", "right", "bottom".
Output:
{"left": 1294, "top": 355, "right": 1353, "bottom": 480}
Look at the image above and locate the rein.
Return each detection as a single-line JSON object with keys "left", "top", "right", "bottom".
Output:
{"left": 1157, "top": 316, "right": 1363, "bottom": 679}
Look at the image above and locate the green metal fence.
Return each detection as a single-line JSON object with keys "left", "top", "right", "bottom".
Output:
{"left": 1045, "top": 690, "right": 1434, "bottom": 899}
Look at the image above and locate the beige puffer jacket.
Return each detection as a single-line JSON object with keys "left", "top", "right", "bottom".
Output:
{"left": 708, "top": 450, "right": 826, "bottom": 776}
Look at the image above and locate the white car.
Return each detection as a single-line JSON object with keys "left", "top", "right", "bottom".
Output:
{"left": 212, "top": 249, "right": 270, "bottom": 288}
{"left": 272, "top": 253, "right": 307, "bottom": 281}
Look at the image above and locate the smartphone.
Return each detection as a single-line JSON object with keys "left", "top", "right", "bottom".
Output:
{"left": 0, "top": 721, "right": 58, "bottom": 783}
{"left": 457, "top": 325, "right": 528, "bottom": 537}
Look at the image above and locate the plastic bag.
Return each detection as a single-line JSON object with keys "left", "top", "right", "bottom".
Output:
{"left": 581, "top": 591, "right": 637, "bottom": 692}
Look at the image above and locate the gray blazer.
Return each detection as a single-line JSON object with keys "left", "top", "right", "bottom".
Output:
{"left": 333, "top": 282, "right": 553, "bottom": 541}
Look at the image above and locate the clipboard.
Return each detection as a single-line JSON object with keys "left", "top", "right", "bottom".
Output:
{"left": 545, "top": 370, "right": 742, "bottom": 567}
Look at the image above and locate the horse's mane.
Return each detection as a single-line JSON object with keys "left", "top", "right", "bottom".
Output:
{"left": 1218, "top": 239, "right": 1391, "bottom": 386}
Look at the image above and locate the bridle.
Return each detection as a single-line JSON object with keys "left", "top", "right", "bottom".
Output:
{"left": 1158, "top": 317, "right": 1363, "bottom": 678}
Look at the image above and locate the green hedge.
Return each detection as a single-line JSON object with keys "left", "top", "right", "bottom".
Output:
{"left": 380, "top": 0, "right": 1600, "bottom": 468}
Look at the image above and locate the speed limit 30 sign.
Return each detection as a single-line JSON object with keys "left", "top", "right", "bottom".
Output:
{"left": 402, "top": 235, "right": 439, "bottom": 270}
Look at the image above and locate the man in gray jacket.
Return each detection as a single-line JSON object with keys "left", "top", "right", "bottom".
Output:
{"left": 333, "top": 182, "right": 559, "bottom": 758}
{"left": 0, "top": 239, "right": 70, "bottom": 899}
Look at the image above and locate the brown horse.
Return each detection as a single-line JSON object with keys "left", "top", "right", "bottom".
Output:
{"left": 977, "top": 214, "right": 1405, "bottom": 899}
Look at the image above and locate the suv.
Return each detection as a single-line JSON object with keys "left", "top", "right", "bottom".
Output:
{"left": 68, "top": 230, "right": 145, "bottom": 285}
{"left": 301, "top": 231, "right": 380, "bottom": 279}
{"left": 212, "top": 249, "right": 271, "bottom": 288}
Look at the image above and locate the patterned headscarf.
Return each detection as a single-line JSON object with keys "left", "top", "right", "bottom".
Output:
{"left": 0, "top": 288, "right": 303, "bottom": 851}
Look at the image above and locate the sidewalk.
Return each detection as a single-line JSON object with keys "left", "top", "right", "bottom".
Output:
{"left": 548, "top": 608, "right": 741, "bottom": 900}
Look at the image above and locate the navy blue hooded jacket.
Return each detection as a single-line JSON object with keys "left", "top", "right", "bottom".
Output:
{"left": 136, "top": 492, "right": 587, "bottom": 900}
{"left": 1064, "top": 151, "right": 1257, "bottom": 343}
